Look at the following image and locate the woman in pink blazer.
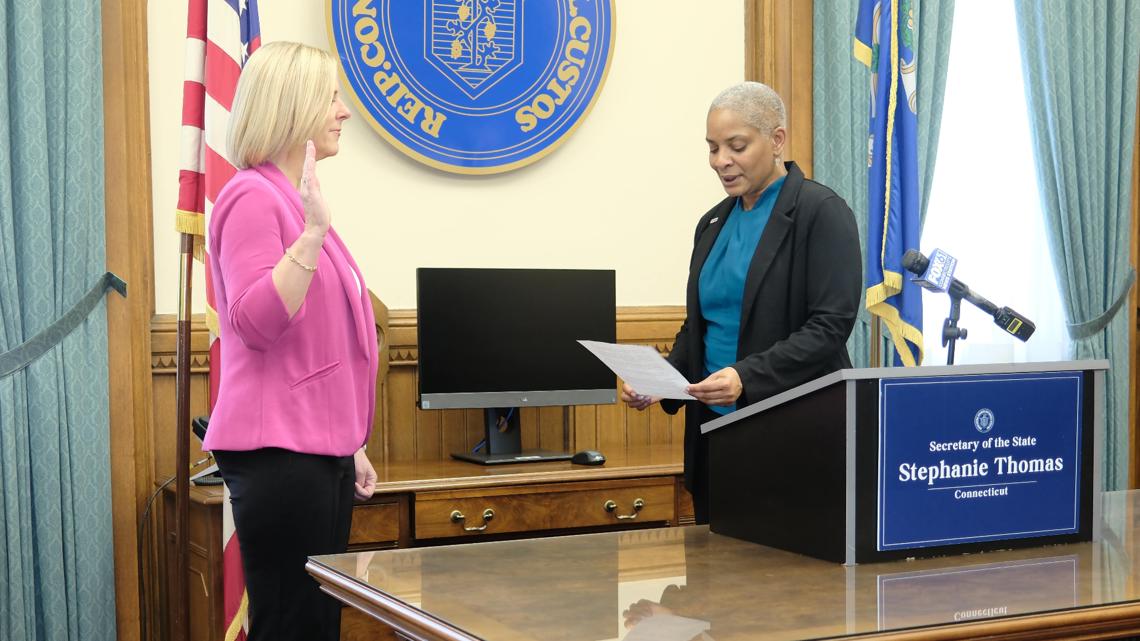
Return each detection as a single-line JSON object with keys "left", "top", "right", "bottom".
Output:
{"left": 202, "top": 41, "right": 379, "bottom": 641}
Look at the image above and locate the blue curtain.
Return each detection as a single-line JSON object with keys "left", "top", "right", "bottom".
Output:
{"left": 814, "top": 0, "right": 955, "bottom": 367}
{"left": 0, "top": 1, "right": 117, "bottom": 639}
{"left": 1015, "top": 0, "right": 1140, "bottom": 491}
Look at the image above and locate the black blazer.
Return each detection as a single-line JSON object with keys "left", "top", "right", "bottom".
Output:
{"left": 662, "top": 162, "right": 861, "bottom": 488}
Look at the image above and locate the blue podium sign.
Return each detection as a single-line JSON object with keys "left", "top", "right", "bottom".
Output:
{"left": 878, "top": 372, "right": 1083, "bottom": 551}
{"left": 328, "top": 0, "right": 616, "bottom": 174}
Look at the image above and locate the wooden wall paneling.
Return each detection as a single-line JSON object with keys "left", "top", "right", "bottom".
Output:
{"left": 369, "top": 389, "right": 390, "bottom": 466}
{"left": 539, "top": 406, "right": 566, "bottom": 451}
{"left": 386, "top": 367, "right": 418, "bottom": 461}
{"left": 368, "top": 380, "right": 390, "bottom": 466}
{"left": 625, "top": 393, "right": 651, "bottom": 447}
{"left": 464, "top": 408, "right": 483, "bottom": 452}
{"left": 440, "top": 409, "right": 468, "bottom": 461}
{"left": 103, "top": 1, "right": 155, "bottom": 639}
{"left": 615, "top": 306, "right": 686, "bottom": 349}
{"left": 596, "top": 402, "right": 627, "bottom": 453}
{"left": 518, "top": 407, "right": 538, "bottom": 450}
{"left": 572, "top": 406, "right": 598, "bottom": 451}
{"left": 413, "top": 384, "right": 444, "bottom": 461}
{"left": 150, "top": 316, "right": 212, "bottom": 482}
{"left": 649, "top": 405, "right": 674, "bottom": 446}
{"left": 386, "top": 311, "right": 418, "bottom": 461}
{"left": 517, "top": 409, "right": 535, "bottom": 450}
{"left": 366, "top": 292, "right": 391, "bottom": 465}
{"left": 524, "top": 409, "right": 540, "bottom": 450}
{"left": 744, "top": 0, "right": 815, "bottom": 177}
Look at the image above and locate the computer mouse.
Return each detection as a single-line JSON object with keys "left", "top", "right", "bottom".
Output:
{"left": 571, "top": 450, "right": 606, "bottom": 466}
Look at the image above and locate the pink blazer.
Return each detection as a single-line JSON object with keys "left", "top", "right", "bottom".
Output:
{"left": 202, "top": 163, "right": 378, "bottom": 457}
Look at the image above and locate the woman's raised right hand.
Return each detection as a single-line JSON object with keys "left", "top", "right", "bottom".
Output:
{"left": 299, "top": 140, "right": 331, "bottom": 235}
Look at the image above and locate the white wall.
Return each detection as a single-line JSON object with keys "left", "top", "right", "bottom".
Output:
{"left": 149, "top": 1, "right": 745, "bottom": 311}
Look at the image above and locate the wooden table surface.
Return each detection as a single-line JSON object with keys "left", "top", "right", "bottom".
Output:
{"left": 309, "top": 491, "right": 1140, "bottom": 641}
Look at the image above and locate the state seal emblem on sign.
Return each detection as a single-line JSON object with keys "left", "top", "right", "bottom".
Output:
{"left": 328, "top": 0, "right": 616, "bottom": 174}
{"left": 974, "top": 408, "right": 995, "bottom": 434}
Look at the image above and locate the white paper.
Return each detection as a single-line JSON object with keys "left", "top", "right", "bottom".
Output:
{"left": 624, "top": 614, "right": 711, "bottom": 641}
{"left": 190, "top": 463, "right": 218, "bottom": 482}
{"left": 578, "top": 340, "right": 695, "bottom": 400}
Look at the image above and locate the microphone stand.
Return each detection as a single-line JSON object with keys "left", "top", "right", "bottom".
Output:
{"left": 941, "top": 292, "right": 968, "bottom": 365}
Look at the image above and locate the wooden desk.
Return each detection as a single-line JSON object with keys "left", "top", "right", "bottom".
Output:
{"left": 165, "top": 444, "right": 688, "bottom": 641}
{"left": 368, "top": 444, "right": 689, "bottom": 545}
{"left": 308, "top": 491, "right": 1140, "bottom": 641}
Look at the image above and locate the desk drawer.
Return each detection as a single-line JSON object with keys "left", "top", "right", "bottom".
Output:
{"left": 414, "top": 477, "right": 675, "bottom": 540}
{"left": 349, "top": 498, "right": 405, "bottom": 548}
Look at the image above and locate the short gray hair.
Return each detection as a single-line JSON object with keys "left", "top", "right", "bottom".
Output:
{"left": 708, "top": 82, "right": 786, "bottom": 133}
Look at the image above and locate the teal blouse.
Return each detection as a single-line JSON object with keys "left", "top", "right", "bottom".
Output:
{"left": 697, "top": 176, "right": 786, "bottom": 415}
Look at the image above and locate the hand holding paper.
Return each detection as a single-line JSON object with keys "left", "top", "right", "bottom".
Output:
{"left": 621, "top": 382, "right": 658, "bottom": 410}
{"left": 686, "top": 366, "right": 743, "bottom": 406}
{"left": 578, "top": 340, "right": 695, "bottom": 400}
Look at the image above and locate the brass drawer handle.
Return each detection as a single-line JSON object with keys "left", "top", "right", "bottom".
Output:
{"left": 603, "top": 498, "right": 645, "bottom": 520}
{"left": 450, "top": 508, "right": 494, "bottom": 532}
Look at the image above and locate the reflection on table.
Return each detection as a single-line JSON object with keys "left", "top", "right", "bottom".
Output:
{"left": 308, "top": 491, "right": 1140, "bottom": 641}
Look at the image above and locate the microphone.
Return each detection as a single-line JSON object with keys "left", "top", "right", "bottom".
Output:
{"left": 901, "top": 249, "right": 1036, "bottom": 342}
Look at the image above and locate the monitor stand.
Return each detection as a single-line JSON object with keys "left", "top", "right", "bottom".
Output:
{"left": 450, "top": 407, "right": 573, "bottom": 465}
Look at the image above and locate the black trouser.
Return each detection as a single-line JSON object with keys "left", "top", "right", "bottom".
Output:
{"left": 689, "top": 405, "right": 717, "bottom": 526}
{"left": 213, "top": 448, "right": 355, "bottom": 641}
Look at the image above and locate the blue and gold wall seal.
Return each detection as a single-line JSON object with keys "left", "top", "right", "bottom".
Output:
{"left": 328, "top": 0, "right": 616, "bottom": 174}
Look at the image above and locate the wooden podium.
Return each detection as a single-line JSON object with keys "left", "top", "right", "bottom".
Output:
{"left": 701, "top": 361, "right": 1107, "bottom": 565}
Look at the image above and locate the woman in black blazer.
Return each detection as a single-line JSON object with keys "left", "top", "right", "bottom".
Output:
{"left": 622, "top": 82, "right": 861, "bottom": 523}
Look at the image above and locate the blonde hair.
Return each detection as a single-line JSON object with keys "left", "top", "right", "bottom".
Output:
{"left": 227, "top": 42, "right": 337, "bottom": 169}
{"left": 709, "top": 81, "right": 787, "bottom": 133}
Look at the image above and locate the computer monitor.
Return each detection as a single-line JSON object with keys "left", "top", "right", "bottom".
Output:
{"left": 416, "top": 268, "right": 617, "bottom": 464}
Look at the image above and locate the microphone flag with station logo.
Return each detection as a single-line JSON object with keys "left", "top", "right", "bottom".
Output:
{"left": 901, "top": 248, "right": 1037, "bottom": 342}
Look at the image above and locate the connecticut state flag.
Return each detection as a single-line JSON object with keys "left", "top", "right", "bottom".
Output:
{"left": 855, "top": 0, "right": 923, "bottom": 366}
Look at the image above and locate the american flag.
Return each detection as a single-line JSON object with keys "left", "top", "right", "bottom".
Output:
{"left": 175, "top": 0, "right": 260, "bottom": 639}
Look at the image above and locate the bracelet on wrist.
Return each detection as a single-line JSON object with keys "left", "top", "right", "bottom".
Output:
{"left": 284, "top": 250, "right": 317, "bottom": 272}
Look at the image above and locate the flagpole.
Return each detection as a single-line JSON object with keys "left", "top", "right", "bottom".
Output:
{"left": 173, "top": 232, "right": 194, "bottom": 641}
{"left": 870, "top": 315, "right": 882, "bottom": 368}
